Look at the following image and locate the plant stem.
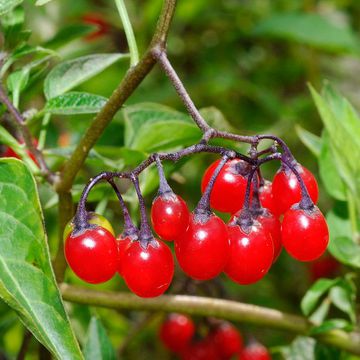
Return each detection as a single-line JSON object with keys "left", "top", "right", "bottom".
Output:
{"left": 114, "top": 0, "right": 139, "bottom": 66}
{"left": 60, "top": 284, "right": 360, "bottom": 356}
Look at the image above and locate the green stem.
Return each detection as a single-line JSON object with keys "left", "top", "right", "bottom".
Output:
{"left": 347, "top": 190, "right": 359, "bottom": 244}
{"left": 114, "top": 0, "right": 140, "bottom": 67}
{"left": 38, "top": 113, "right": 51, "bottom": 150}
{"left": 60, "top": 284, "right": 360, "bottom": 356}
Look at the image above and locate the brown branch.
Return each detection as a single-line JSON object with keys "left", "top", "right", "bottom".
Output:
{"left": 60, "top": 284, "right": 360, "bottom": 356}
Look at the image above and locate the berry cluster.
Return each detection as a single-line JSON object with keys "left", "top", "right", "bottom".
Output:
{"left": 63, "top": 135, "right": 329, "bottom": 298}
{"left": 159, "top": 313, "right": 271, "bottom": 360}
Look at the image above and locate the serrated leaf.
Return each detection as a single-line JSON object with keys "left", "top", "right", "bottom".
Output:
{"left": 0, "top": 0, "right": 23, "bottom": 16}
{"left": 295, "top": 125, "right": 322, "bottom": 157}
{"left": 0, "top": 159, "right": 82, "bottom": 359}
{"left": 44, "top": 53, "right": 129, "bottom": 99}
{"left": 84, "top": 317, "right": 116, "bottom": 360}
{"left": 253, "top": 13, "right": 360, "bottom": 54}
{"left": 301, "top": 278, "right": 338, "bottom": 316}
{"left": 44, "top": 92, "right": 107, "bottom": 115}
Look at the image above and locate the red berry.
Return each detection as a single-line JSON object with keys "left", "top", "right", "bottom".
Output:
{"left": 225, "top": 222, "right": 273, "bottom": 285}
{"left": 151, "top": 194, "right": 190, "bottom": 241}
{"left": 255, "top": 211, "right": 282, "bottom": 262}
{"left": 64, "top": 227, "right": 118, "bottom": 284}
{"left": 239, "top": 342, "right": 271, "bottom": 360}
{"left": 159, "top": 313, "right": 195, "bottom": 353}
{"left": 309, "top": 255, "right": 340, "bottom": 282}
{"left": 201, "top": 159, "right": 251, "bottom": 213}
{"left": 181, "top": 339, "right": 218, "bottom": 360}
{"left": 3, "top": 139, "right": 39, "bottom": 166}
{"left": 122, "top": 239, "right": 174, "bottom": 298}
{"left": 258, "top": 180, "right": 280, "bottom": 217}
{"left": 211, "top": 322, "right": 243, "bottom": 359}
{"left": 175, "top": 213, "right": 229, "bottom": 280}
{"left": 116, "top": 235, "right": 132, "bottom": 275}
{"left": 272, "top": 164, "right": 318, "bottom": 215}
{"left": 82, "top": 13, "right": 110, "bottom": 41}
{"left": 281, "top": 206, "right": 329, "bottom": 262}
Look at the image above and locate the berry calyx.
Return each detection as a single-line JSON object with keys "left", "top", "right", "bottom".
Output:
{"left": 211, "top": 322, "right": 243, "bottom": 359}
{"left": 63, "top": 212, "right": 115, "bottom": 241}
{"left": 159, "top": 313, "right": 195, "bottom": 353}
{"left": 272, "top": 164, "right": 318, "bottom": 215}
{"left": 239, "top": 342, "right": 271, "bottom": 360}
{"left": 64, "top": 226, "right": 118, "bottom": 284}
{"left": 201, "top": 159, "right": 251, "bottom": 213}
{"left": 151, "top": 193, "right": 190, "bottom": 241}
{"left": 122, "top": 238, "right": 174, "bottom": 298}
{"left": 281, "top": 205, "right": 329, "bottom": 262}
{"left": 225, "top": 219, "right": 273, "bottom": 285}
{"left": 175, "top": 213, "right": 229, "bottom": 280}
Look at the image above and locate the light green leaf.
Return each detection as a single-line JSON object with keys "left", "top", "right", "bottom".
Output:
{"left": 44, "top": 92, "right": 108, "bottom": 115}
{"left": 310, "top": 319, "right": 352, "bottom": 335}
{"left": 253, "top": 13, "right": 360, "bottom": 54}
{"left": 84, "top": 317, "right": 116, "bottom": 360}
{"left": 36, "top": 0, "right": 54, "bottom": 5}
{"left": 286, "top": 336, "right": 316, "bottom": 360}
{"left": 0, "top": 0, "right": 23, "bottom": 16}
{"left": 0, "top": 159, "right": 83, "bottom": 359}
{"left": 44, "top": 53, "right": 129, "bottom": 99}
{"left": 295, "top": 125, "right": 322, "bottom": 157}
{"left": 329, "top": 280, "right": 356, "bottom": 323}
{"left": 199, "top": 106, "right": 235, "bottom": 132}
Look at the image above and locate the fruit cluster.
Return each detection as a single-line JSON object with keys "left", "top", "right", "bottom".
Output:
{"left": 63, "top": 145, "right": 329, "bottom": 298}
{"left": 159, "top": 313, "right": 271, "bottom": 360}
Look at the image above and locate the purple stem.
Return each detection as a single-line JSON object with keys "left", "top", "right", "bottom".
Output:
{"left": 155, "top": 155, "right": 173, "bottom": 196}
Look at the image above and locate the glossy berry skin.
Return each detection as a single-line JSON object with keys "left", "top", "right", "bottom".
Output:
{"left": 64, "top": 227, "right": 118, "bottom": 284}
{"left": 239, "top": 343, "right": 271, "bottom": 360}
{"left": 281, "top": 206, "right": 329, "bottom": 262}
{"left": 63, "top": 212, "right": 115, "bottom": 241}
{"left": 122, "top": 239, "right": 174, "bottom": 298}
{"left": 225, "top": 223, "right": 273, "bottom": 285}
{"left": 151, "top": 194, "right": 190, "bottom": 241}
{"left": 256, "top": 211, "right": 282, "bottom": 262}
{"left": 181, "top": 340, "right": 218, "bottom": 360}
{"left": 259, "top": 180, "right": 280, "bottom": 217}
{"left": 159, "top": 313, "right": 195, "bottom": 353}
{"left": 272, "top": 164, "right": 319, "bottom": 215}
{"left": 116, "top": 235, "right": 132, "bottom": 275}
{"left": 201, "top": 159, "right": 251, "bottom": 213}
{"left": 211, "top": 322, "right": 243, "bottom": 359}
{"left": 175, "top": 213, "right": 229, "bottom": 280}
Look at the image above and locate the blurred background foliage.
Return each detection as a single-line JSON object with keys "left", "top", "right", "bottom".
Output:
{"left": 1, "top": 0, "right": 360, "bottom": 359}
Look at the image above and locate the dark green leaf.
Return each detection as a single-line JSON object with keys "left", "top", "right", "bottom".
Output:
{"left": 0, "top": 0, "right": 23, "bottom": 16}
{"left": 314, "top": 343, "right": 341, "bottom": 360}
{"left": 253, "top": 13, "right": 360, "bottom": 54}
{"left": 329, "top": 281, "right": 356, "bottom": 323}
{"left": 44, "top": 53, "right": 129, "bottom": 99}
{"left": 44, "top": 92, "right": 108, "bottom": 115}
{"left": 301, "top": 278, "right": 338, "bottom": 316}
{"left": 0, "top": 159, "right": 82, "bottom": 359}
{"left": 84, "top": 317, "right": 116, "bottom": 360}
{"left": 295, "top": 125, "right": 322, "bottom": 157}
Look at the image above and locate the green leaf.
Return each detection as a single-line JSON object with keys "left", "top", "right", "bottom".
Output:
{"left": 286, "top": 336, "right": 316, "bottom": 360}
{"left": 301, "top": 278, "right": 338, "bottom": 316}
{"left": 329, "top": 281, "right": 356, "bottom": 323}
{"left": 310, "top": 319, "right": 352, "bottom": 335}
{"left": 124, "top": 103, "right": 202, "bottom": 152}
{"left": 319, "top": 132, "right": 347, "bottom": 201}
{"left": 44, "top": 53, "right": 129, "bottom": 99}
{"left": 309, "top": 297, "right": 331, "bottom": 325}
{"left": 0, "top": 159, "right": 82, "bottom": 359}
{"left": 314, "top": 343, "right": 342, "bottom": 360}
{"left": 199, "top": 106, "right": 235, "bottom": 132}
{"left": 84, "top": 317, "right": 116, "bottom": 360}
{"left": 0, "top": 0, "right": 23, "bottom": 16}
{"left": 253, "top": 13, "right": 360, "bottom": 54}
{"left": 36, "top": 0, "right": 54, "bottom": 5}
{"left": 295, "top": 125, "right": 322, "bottom": 157}
{"left": 44, "top": 92, "right": 108, "bottom": 115}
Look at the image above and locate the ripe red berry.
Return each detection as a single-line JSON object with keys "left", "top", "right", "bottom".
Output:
{"left": 64, "top": 226, "right": 118, "bottom": 284}
{"left": 159, "top": 313, "right": 195, "bottom": 353}
{"left": 239, "top": 342, "right": 271, "bottom": 360}
{"left": 255, "top": 211, "right": 282, "bottom": 262}
{"left": 175, "top": 213, "right": 229, "bottom": 280}
{"left": 225, "top": 222, "right": 273, "bottom": 285}
{"left": 282, "top": 206, "right": 329, "bottom": 262}
{"left": 201, "top": 159, "right": 251, "bottom": 213}
{"left": 211, "top": 322, "right": 243, "bottom": 359}
{"left": 151, "top": 193, "right": 190, "bottom": 241}
{"left": 181, "top": 339, "right": 218, "bottom": 360}
{"left": 272, "top": 164, "right": 318, "bottom": 215}
{"left": 3, "top": 139, "right": 39, "bottom": 166}
{"left": 116, "top": 235, "right": 132, "bottom": 276}
{"left": 258, "top": 180, "right": 280, "bottom": 217}
{"left": 309, "top": 255, "right": 340, "bottom": 282}
{"left": 122, "top": 239, "right": 174, "bottom": 298}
